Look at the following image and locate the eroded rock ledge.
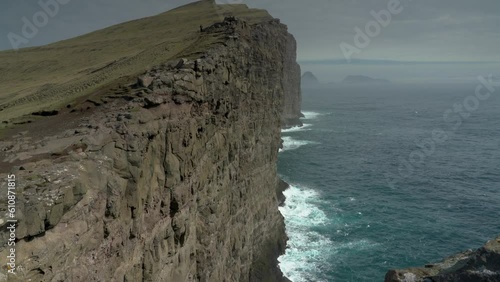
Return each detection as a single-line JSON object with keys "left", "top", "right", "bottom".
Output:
{"left": 0, "top": 16, "right": 298, "bottom": 282}
{"left": 385, "top": 237, "right": 500, "bottom": 282}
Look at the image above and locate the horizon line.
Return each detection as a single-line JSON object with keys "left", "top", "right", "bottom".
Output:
{"left": 299, "top": 59, "right": 500, "bottom": 65}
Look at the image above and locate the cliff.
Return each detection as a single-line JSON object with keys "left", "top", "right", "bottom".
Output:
{"left": 0, "top": 3, "right": 299, "bottom": 281}
{"left": 281, "top": 32, "right": 303, "bottom": 129}
{"left": 385, "top": 237, "right": 500, "bottom": 282}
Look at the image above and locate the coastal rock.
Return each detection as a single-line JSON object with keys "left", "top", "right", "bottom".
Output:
{"left": 385, "top": 237, "right": 500, "bottom": 282}
{"left": 301, "top": 71, "right": 320, "bottom": 88}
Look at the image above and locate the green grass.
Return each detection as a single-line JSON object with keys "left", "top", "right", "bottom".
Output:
{"left": 0, "top": 1, "right": 271, "bottom": 130}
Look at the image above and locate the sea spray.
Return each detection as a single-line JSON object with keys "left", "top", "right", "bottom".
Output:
{"left": 279, "top": 136, "right": 318, "bottom": 152}
{"left": 278, "top": 184, "right": 331, "bottom": 282}
{"left": 281, "top": 124, "right": 313, "bottom": 133}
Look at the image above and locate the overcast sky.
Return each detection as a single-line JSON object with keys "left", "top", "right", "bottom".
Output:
{"left": 254, "top": 0, "right": 500, "bottom": 62}
{"left": 1, "top": 0, "right": 499, "bottom": 82}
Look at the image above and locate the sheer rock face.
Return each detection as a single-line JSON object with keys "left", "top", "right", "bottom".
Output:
{"left": 281, "top": 33, "right": 303, "bottom": 129}
{"left": 385, "top": 237, "right": 500, "bottom": 282}
{"left": 0, "top": 17, "right": 297, "bottom": 282}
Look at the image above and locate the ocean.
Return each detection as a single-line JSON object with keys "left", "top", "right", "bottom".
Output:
{"left": 277, "top": 83, "right": 500, "bottom": 281}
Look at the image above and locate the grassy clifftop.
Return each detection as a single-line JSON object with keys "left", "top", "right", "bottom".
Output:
{"left": 0, "top": 1, "right": 271, "bottom": 130}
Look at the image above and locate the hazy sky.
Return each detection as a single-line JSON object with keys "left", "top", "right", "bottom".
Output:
{"left": 252, "top": 0, "right": 500, "bottom": 62}
{"left": 1, "top": 0, "right": 499, "bottom": 82}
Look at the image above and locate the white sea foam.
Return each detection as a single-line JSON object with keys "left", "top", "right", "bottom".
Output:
{"left": 279, "top": 136, "right": 317, "bottom": 152}
{"left": 281, "top": 124, "right": 312, "bottom": 133}
{"left": 277, "top": 185, "right": 379, "bottom": 281}
{"left": 278, "top": 185, "right": 332, "bottom": 282}
{"left": 301, "top": 111, "right": 322, "bottom": 120}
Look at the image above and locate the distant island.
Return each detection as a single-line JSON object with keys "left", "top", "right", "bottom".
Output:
{"left": 341, "top": 75, "right": 390, "bottom": 84}
{"left": 301, "top": 71, "right": 320, "bottom": 88}
{"left": 301, "top": 73, "right": 390, "bottom": 87}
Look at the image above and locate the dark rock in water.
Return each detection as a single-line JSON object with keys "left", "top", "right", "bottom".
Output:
{"left": 277, "top": 179, "right": 290, "bottom": 206}
{"left": 385, "top": 236, "right": 500, "bottom": 282}
{"left": 282, "top": 117, "right": 303, "bottom": 129}
{"left": 301, "top": 71, "right": 320, "bottom": 88}
{"left": 341, "top": 75, "right": 390, "bottom": 84}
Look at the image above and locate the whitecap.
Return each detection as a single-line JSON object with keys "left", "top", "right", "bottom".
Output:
{"left": 301, "top": 111, "right": 322, "bottom": 120}
{"left": 278, "top": 185, "right": 332, "bottom": 282}
{"left": 279, "top": 136, "right": 317, "bottom": 152}
{"left": 329, "top": 239, "right": 377, "bottom": 254}
{"left": 278, "top": 185, "right": 380, "bottom": 281}
{"left": 281, "top": 124, "right": 312, "bottom": 133}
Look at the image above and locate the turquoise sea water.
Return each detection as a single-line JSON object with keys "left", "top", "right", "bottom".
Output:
{"left": 277, "top": 83, "right": 500, "bottom": 281}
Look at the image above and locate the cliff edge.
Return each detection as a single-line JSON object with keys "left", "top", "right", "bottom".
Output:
{"left": 0, "top": 2, "right": 299, "bottom": 281}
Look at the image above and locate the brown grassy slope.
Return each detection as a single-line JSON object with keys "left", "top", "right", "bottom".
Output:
{"left": 0, "top": 1, "right": 271, "bottom": 130}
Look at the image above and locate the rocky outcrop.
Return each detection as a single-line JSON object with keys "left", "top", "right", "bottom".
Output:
{"left": 341, "top": 75, "right": 390, "bottom": 84}
{"left": 385, "top": 237, "right": 500, "bottom": 282}
{"left": 0, "top": 15, "right": 298, "bottom": 282}
{"left": 301, "top": 71, "right": 320, "bottom": 88}
{"left": 281, "top": 33, "right": 303, "bottom": 129}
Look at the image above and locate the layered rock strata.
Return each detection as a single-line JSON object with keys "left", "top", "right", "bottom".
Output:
{"left": 0, "top": 16, "right": 298, "bottom": 282}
